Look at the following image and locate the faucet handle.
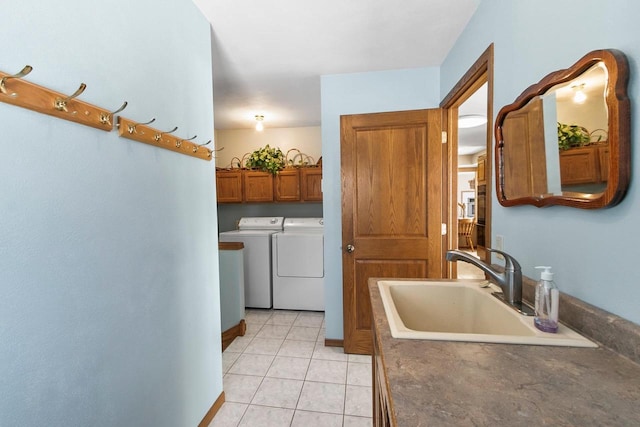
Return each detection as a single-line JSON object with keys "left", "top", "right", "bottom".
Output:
{"left": 486, "top": 248, "right": 521, "bottom": 271}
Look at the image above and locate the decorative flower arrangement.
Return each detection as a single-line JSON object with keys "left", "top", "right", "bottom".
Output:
{"left": 557, "top": 122, "right": 590, "bottom": 151}
{"left": 245, "top": 144, "right": 285, "bottom": 175}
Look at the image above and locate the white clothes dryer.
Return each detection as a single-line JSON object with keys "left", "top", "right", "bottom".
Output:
{"left": 272, "top": 218, "right": 324, "bottom": 311}
{"left": 219, "top": 217, "right": 284, "bottom": 308}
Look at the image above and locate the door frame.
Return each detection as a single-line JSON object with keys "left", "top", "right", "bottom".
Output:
{"left": 440, "top": 44, "right": 494, "bottom": 276}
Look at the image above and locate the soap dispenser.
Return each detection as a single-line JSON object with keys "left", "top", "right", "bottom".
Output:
{"left": 534, "top": 266, "right": 559, "bottom": 333}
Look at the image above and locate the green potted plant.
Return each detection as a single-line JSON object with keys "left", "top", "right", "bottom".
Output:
{"left": 557, "top": 122, "right": 590, "bottom": 150}
{"left": 245, "top": 144, "right": 285, "bottom": 175}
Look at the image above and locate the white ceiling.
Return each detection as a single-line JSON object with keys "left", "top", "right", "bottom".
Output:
{"left": 458, "top": 82, "right": 489, "bottom": 156}
{"left": 193, "top": 0, "right": 480, "bottom": 130}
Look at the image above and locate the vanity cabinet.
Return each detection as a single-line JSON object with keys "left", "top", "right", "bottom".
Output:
{"left": 559, "top": 143, "right": 609, "bottom": 185}
{"left": 373, "top": 332, "right": 394, "bottom": 426}
{"left": 215, "top": 167, "right": 322, "bottom": 203}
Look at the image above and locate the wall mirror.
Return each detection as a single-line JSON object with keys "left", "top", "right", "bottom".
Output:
{"left": 495, "top": 49, "right": 630, "bottom": 208}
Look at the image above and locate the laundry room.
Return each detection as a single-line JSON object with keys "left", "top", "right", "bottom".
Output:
{"left": 215, "top": 125, "right": 325, "bottom": 320}
{"left": 214, "top": 127, "right": 322, "bottom": 232}
{"left": 214, "top": 126, "right": 323, "bottom": 231}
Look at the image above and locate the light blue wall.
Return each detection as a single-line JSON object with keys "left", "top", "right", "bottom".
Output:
{"left": 441, "top": 0, "right": 640, "bottom": 326}
{"left": 321, "top": 68, "right": 440, "bottom": 339}
{"left": 0, "top": 1, "right": 222, "bottom": 426}
{"left": 218, "top": 203, "right": 323, "bottom": 232}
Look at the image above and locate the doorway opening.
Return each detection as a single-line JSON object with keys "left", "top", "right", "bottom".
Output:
{"left": 440, "top": 44, "right": 494, "bottom": 279}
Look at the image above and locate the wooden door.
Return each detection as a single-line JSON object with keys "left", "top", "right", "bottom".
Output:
{"left": 341, "top": 109, "right": 443, "bottom": 354}
{"left": 502, "top": 97, "right": 547, "bottom": 198}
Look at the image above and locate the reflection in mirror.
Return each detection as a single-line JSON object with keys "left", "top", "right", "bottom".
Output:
{"left": 552, "top": 62, "right": 608, "bottom": 194}
{"left": 495, "top": 49, "right": 629, "bottom": 209}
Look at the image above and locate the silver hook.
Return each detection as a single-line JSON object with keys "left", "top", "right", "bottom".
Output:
{"left": 192, "top": 140, "right": 213, "bottom": 153}
{"left": 99, "top": 101, "right": 128, "bottom": 125}
{"left": 176, "top": 134, "right": 197, "bottom": 148}
{"left": 0, "top": 65, "right": 33, "bottom": 96}
{"left": 54, "top": 83, "right": 86, "bottom": 112}
{"left": 210, "top": 145, "right": 225, "bottom": 157}
{"left": 127, "top": 117, "right": 155, "bottom": 134}
{"left": 154, "top": 126, "right": 178, "bottom": 142}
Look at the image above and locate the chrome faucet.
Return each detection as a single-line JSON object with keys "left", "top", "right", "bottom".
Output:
{"left": 446, "top": 248, "right": 534, "bottom": 315}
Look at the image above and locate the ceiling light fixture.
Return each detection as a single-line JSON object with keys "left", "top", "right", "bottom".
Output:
{"left": 255, "top": 114, "right": 264, "bottom": 131}
{"left": 572, "top": 84, "right": 587, "bottom": 104}
{"left": 458, "top": 114, "right": 487, "bottom": 129}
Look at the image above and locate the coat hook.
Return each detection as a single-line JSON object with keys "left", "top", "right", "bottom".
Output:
{"left": 154, "top": 126, "right": 178, "bottom": 142}
{"left": 210, "top": 145, "right": 225, "bottom": 157}
{"left": 192, "top": 140, "right": 213, "bottom": 153}
{"left": 54, "top": 83, "right": 86, "bottom": 112}
{"left": 0, "top": 65, "right": 33, "bottom": 96}
{"left": 127, "top": 117, "right": 155, "bottom": 134}
{"left": 99, "top": 101, "right": 128, "bottom": 125}
{"left": 176, "top": 134, "right": 197, "bottom": 148}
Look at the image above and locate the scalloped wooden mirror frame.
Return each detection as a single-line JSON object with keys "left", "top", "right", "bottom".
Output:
{"left": 495, "top": 49, "right": 630, "bottom": 209}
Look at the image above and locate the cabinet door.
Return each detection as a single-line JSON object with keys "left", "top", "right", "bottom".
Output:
{"left": 598, "top": 145, "right": 609, "bottom": 182}
{"left": 559, "top": 147, "right": 600, "bottom": 185}
{"left": 243, "top": 171, "right": 274, "bottom": 202}
{"left": 274, "top": 168, "right": 300, "bottom": 201}
{"left": 216, "top": 170, "right": 243, "bottom": 203}
{"left": 476, "top": 154, "right": 486, "bottom": 184}
{"left": 300, "top": 167, "right": 323, "bottom": 201}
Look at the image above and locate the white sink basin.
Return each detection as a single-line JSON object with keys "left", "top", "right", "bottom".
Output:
{"left": 378, "top": 279, "right": 597, "bottom": 347}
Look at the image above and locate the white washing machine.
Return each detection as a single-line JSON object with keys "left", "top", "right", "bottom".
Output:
{"left": 272, "top": 218, "right": 324, "bottom": 311}
{"left": 219, "top": 217, "right": 284, "bottom": 308}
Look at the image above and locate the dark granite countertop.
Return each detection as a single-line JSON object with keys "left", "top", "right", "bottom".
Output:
{"left": 370, "top": 279, "right": 640, "bottom": 426}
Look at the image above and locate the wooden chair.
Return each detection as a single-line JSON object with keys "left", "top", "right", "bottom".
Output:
{"left": 458, "top": 218, "right": 475, "bottom": 251}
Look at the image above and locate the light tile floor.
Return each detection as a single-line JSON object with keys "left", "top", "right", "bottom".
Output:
{"left": 210, "top": 309, "right": 373, "bottom": 427}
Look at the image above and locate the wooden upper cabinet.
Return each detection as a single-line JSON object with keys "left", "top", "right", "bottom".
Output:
{"left": 216, "top": 170, "right": 243, "bottom": 203}
{"left": 215, "top": 166, "right": 323, "bottom": 203}
{"left": 243, "top": 171, "right": 274, "bottom": 202}
{"left": 301, "top": 167, "right": 323, "bottom": 201}
{"left": 559, "top": 144, "right": 609, "bottom": 185}
{"left": 275, "top": 168, "right": 301, "bottom": 201}
{"left": 476, "top": 154, "right": 486, "bottom": 184}
{"left": 599, "top": 145, "right": 609, "bottom": 181}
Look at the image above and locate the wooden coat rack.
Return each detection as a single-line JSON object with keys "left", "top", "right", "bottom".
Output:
{"left": 0, "top": 66, "right": 123, "bottom": 131}
{"left": 117, "top": 116, "right": 216, "bottom": 161}
{"left": 0, "top": 65, "right": 216, "bottom": 161}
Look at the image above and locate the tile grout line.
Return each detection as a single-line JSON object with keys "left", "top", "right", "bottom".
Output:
{"left": 237, "top": 317, "right": 268, "bottom": 426}
{"left": 230, "top": 310, "right": 299, "bottom": 425}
